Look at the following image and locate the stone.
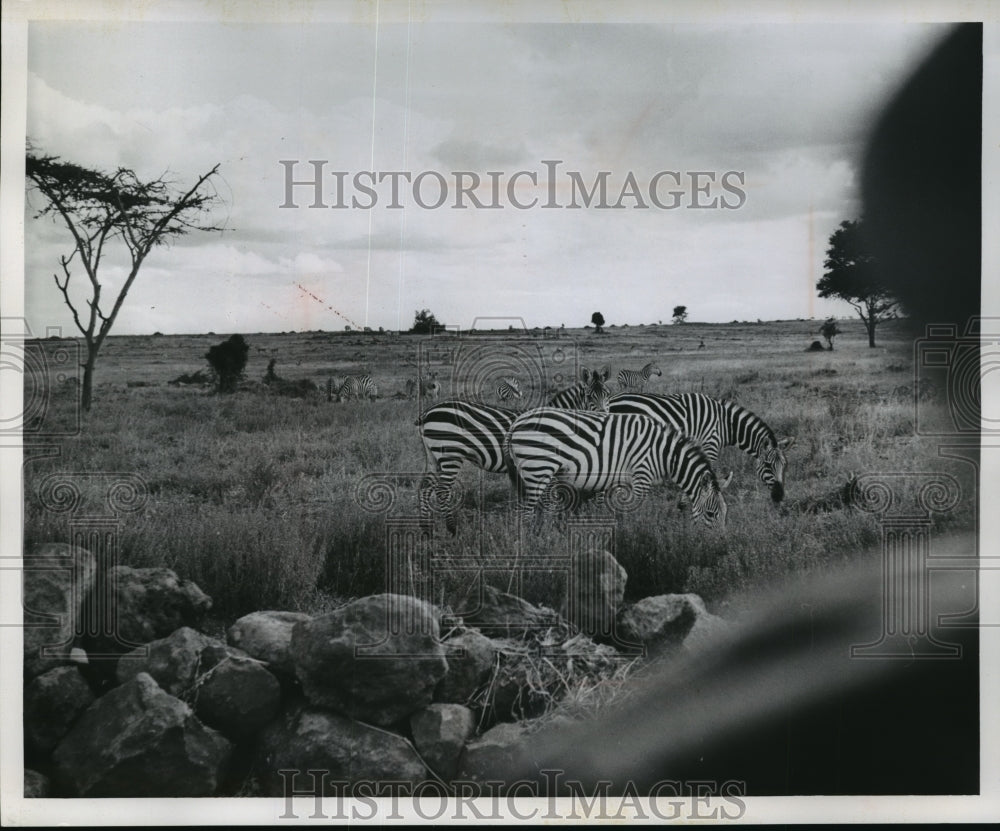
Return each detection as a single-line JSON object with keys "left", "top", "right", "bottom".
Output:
{"left": 617, "top": 594, "right": 725, "bottom": 657}
{"left": 227, "top": 610, "right": 310, "bottom": 674}
{"left": 410, "top": 703, "right": 476, "bottom": 781}
{"left": 459, "top": 584, "right": 563, "bottom": 638}
{"left": 24, "top": 769, "right": 50, "bottom": 798}
{"left": 193, "top": 654, "right": 281, "bottom": 739}
{"left": 22, "top": 543, "right": 96, "bottom": 679}
{"left": 559, "top": 549, "right": 627, "bottom": 639}
{"left": 24, "top": 665, "right": 95, "bottom": 756}
{"left": 435, "top": 629, "right": 497, "bottom": 704}
{"left": 291, "top": 594, "right": 448, "bottom": 726}
{"left": 255, "top": 704, "right": 427, "bottom": 796}
{"left": 52, "top": 672, "right": 231, "bottom": 797}
{"left": 88, "top": 566, "right": 212, "bottom": 655}
{"left": 115, "top": 627, "right": 214, "bottom": 696}
{"left": 458, "top": 721, "right": 533, "bottom": 785}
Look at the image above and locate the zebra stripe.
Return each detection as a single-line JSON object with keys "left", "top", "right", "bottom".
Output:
{"left": 608, "top": 392, "right": 794, "bottom": 502}
{"left": 335, "top": 374, "right": 378, "bottom": 401}
{"left": 495, "top": 376, "right": 523, "bottom": 402}
{"left": 504, "top": 407, "right": 727, "bottom": 527}
{"left": 546, "top": 367, "right": 613, "bottom": 412}
{"left": 616, "top": 362, "right": 662, "bottom": 392}
{"left": 416, "top": 400, "right": 520, "bottom": 533}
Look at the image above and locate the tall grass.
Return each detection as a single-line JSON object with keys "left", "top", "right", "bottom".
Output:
{"left": 23, "top": 322, "right": 977, "bottom": 624}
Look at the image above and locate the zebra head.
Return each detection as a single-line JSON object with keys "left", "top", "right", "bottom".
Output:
{"left": 498, "top": 376, "right": 523, "bottom": 401}
{"left": 645, "top": 362, "right": 663, "bottom": 378}
{"left": 581, "top": 366, "right": 613, "bottom": 412}
{"left": 757, "top": 436, "right": 795, "bottom": 502}
{"left": 690, "top": 469, "right": 729, "bottom": 528}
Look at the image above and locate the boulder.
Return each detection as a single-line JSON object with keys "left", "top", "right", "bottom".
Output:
{"left": 227, "top": 610, "right": 310, "bottom": 674}
{"left": 458, "top": 721, "right": 533, "bottom": 785}
{"left": 115, "top": 627, "right": 214, "bottom": 696}
{"left": 255, "top": 705, "right": 427, "bottom": 795}
{"left": 617, "top": 594, "right": 728, "bottom": 657}
{"left": 24, "top": 769, "right": 50, "bottom": 798}
{"left": 52, "top": 672, "right": 231, "bottom": 797}
{"left": 291, "top": 594, "right": 448, "bottom": 726}
{"left": 559, "top": 549, "right": 627, "bottom": 638}
{"left": 88, "top": 566, "right": 211, "bottom": 655}
{"left": 459, "top": 585, "right": 563, "bottom": 638}
{"left": 435, "top": 629, "right": 497, "bottom": 704}
{"left": 23, "top": 543, "right": 96, "bottom": 678}
{"left": 410, "top": 703, "right": 476, "bottom": 781}
{"left": 24, "top": 665, "right": 95, "bottom": 756}
{"left": 193, "top": 654, "right": 282, "bottom": 739}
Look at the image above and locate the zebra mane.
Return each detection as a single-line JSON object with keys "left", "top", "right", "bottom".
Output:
{"left": 722, "top": 397, "right": 778, "bottom": 450}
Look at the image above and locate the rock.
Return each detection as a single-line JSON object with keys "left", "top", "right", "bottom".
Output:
{"left": 806, "top": 340, "right": 826, "bottom": 352}
{"left": 291, "top": 594, "right": 448, "bottom": 726}
{"left": 459, "top": 721, "right": 533, "bottom": 785}
{"left": 24, "top": 666, "right": 95, "bottom": 756}
{"left": 115, "top": 627, "right": 214, "bottom": 696}
{"left": 88, "top": 566, "right": 212, "bottom": 655}
{"left": 435, "top": 629, "right": 497, "bottom": 704}
{"left": 410, "top": 703, "right": 476, "bottom": 781}
{"left": 459, "top": 585, "right": 563, "bottom": 638}
{"left": 255, "top": 705, "right": 427, "bottom": 795}
{"left": 24, "top": 769, "right": 50, "bottom": 798}
{"left": 52, "top": 672, "right": 231, "bottom": 797}
{"left": 617, "top": 594, "right": 725, "bottom": 657}
{"left": 23, "top": 543, "right": 97, "bottom": 678}
{"left": 227, "top": 610, "right": 310, "bottom": 674}
{"left": 193, "top": 654, "right": 281, "bottom": 739}
{"left": 559, "top": 549, "right": 627, "bottom": 638}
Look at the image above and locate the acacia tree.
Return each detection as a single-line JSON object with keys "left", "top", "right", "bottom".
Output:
{"left": 591, "top": 312, "right": 605, "bottom": 334}
{"left": 410, "top": 309, "right": 444, "bottom": 335}
{"left": 672, "top": 305, "right": 688, "bottom": 324}
{"left": 817, "top": 219, "right": 898, "bottom": 348}
{"left": 26, "top": 147, "right": 224, "bottom": 410}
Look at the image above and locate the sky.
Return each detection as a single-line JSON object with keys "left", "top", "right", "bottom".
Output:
{"left": 14, "top": 6, "right": 972, "bottom": 335}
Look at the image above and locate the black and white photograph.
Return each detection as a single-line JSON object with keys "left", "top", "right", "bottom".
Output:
{"left": 2, "top": 0, "right": 998, "bottom": 825}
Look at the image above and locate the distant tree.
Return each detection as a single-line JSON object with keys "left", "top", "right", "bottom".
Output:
{"left": 817, "top": 219, "right": 899, "bottom": 347}
{"left": 672, "top": 305, "right": 688, "bottom": 324}
{"left": 820, "top": 318, "right": 842, "bottom": 350}
{"left": 205, "top": 335, "right": 249, "bottom": 393}
{"left": 26, "top": 145, "right": 223, "bottom": 411}
{"left": 411, "top": 309, "right": 445, "bottom": 335}
{"left": 591, "top": 312, "right": 605, "bottom": 334}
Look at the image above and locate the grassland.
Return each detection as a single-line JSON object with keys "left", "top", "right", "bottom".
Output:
{"left": 21, "top": 318, "right": 977, "bottom": 628}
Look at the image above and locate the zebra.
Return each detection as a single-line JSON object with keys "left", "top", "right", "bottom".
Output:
{"left": 415, "top": 376, "right": 615, "bottom": 533}
{"left": 416, "top": 400, "right": 520, "bottom": 533}
{"left": 546, "top": 367, "right": 613, "bottom": 412}
{"left": 495, "top": 376, "right": 523, "bottom": 403}
{"left": 616, "top": 362, "right": 662, "bottom": 392}
{"left": 334, "top": 374, "right": 378, "bottom": 401}
{"left": 608, "top": 392, "right": 794, "bottom": 502}
{"left": 504, "top": 407, "right": 730, "bottom": 527}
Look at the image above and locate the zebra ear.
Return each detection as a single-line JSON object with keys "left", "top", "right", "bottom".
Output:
{"left": 599, "top": 365, "right": 611, "bottom": 380}
{"left": 581, "top": 368, "right": 592, "bottom": 383}
{"left": 719, "top": 470, "right": 734, "bottom": 491}
{"left": 778, "top": 437, "right": 796, "bottom": 450}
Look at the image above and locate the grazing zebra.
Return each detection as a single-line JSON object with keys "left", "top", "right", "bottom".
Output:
{"left": 546, "top": 367, "right": 613, "bottom": 412}
{"left": 495, "top": 376, "right": 523, "bottom": 403}
{"left": 504, "top": 408, "right": 729, "bottom": 527}
{"left": 616, "top": 362, "right": 662, "bottom": 392}
{"left": 608, "top": 392, "right": 794, "bottom": 502}
{"left": 334, "top": 374, "right": 378, "bottom": 401}
{"left": 416, "top": 400, "right": 519, "bottom": 533}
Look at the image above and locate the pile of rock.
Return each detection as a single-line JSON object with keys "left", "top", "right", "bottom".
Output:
{"left": 22, "top": 542, "right": 731, "bottom": 797}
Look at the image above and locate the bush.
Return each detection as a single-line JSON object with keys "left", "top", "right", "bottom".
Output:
{"left": 205, "top": 335, "right": 250, "bottom": 393}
